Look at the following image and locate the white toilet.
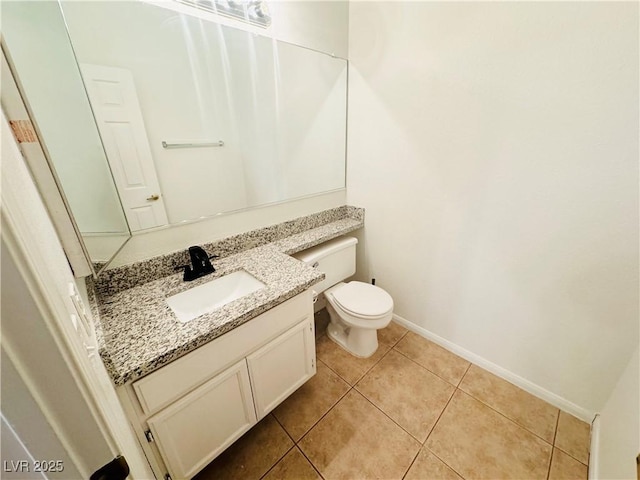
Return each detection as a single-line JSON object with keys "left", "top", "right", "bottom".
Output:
{"left": 293, "top": 237, "right": 394, "bottom": 358}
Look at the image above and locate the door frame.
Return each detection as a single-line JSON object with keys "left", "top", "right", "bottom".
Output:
{"left": 1, "top": 109, "right": 154, "bottom": 479}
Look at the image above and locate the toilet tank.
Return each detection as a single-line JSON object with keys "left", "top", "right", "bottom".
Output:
{"left": 292, "top": 236, "right": 358, "bottom": 294}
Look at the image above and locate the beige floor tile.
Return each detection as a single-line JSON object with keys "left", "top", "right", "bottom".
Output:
{"left": 555, "top": 411, "right": 590, "bottom": 465}
{"left": 273, "top": 360, "right": 350, "bottom": 441}
{"left": 194, "top": 414, "right": 293, "bottom": 480}
{"left": 378, "top": 321, "right": 408, "bottom": 347}
{"left": 355, "top": 349, "right": 454, "bottom": 442}
{"left": 459, "top": 364, "right": 559, "bottom": 442}
{"left": 404, "top": 449, "right": 463, "bottom": 480}
{"left": 426, "top": 390, "right": 552, "bottom": 479}
{"left": 316, "top": 333, "right": 392, "bottom": 385}
{"left": 299, "top": 389, "right": 421, "bottom": 479}
{"left": 262, "top": 447, "right": 321, "bottom": 480}
{"left": 549, "top": 448, "right": 589, "bottom": 480}
{"left": 395, "top": 332, "right": 470, "bottom": 385}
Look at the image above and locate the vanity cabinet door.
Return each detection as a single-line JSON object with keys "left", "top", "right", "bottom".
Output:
{"left": 247, "top": 319, "right": 316, "bottom": 420}
{"left": 147, "top": 359, "right": 256, "bottom": 480}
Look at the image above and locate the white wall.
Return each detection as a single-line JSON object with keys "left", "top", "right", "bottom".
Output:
{"left": 347, "top": 2, "right": 638, "bottom": 414}
{"left": 269, "top": 1, "right": 349, "bottom": 58}
{"left": 597, "top": 346, "right": 640, "bottom": 480}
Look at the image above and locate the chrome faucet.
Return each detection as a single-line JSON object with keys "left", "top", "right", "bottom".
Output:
{"left": 175, "top": 246, "right": 218, "bottom": 281}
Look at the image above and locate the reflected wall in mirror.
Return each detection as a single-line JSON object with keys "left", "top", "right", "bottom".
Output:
{"left": 2, "top": 1, "right": 132, "bottom": 265}
{"left": 60, "top": 0, "right": 348, "bottom": 227}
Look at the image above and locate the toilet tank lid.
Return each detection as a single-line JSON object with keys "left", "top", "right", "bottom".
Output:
{"left": 292, "top": 236, "right": 358, "bottom": 264}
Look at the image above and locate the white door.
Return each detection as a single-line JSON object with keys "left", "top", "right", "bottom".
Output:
{"left": 247, "top": 319, "right": 316, "bottom": 420}
{"left": 147, "top": 360, "right": 257, "bottom": 480}
{"left": 80, "top": 64, "right": 168, "bottom": 231}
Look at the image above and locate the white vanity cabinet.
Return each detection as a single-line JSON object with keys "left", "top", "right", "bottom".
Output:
{"left": 247, "top": 318, "right": 316, "bottom": 420}
{"left": 117, "top": 290, "right": 315, "bottom": 480}
{"left": 147, "top": 360, "right": 256, "bottom": 479}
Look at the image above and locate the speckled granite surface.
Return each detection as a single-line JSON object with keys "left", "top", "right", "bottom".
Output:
{"left": 95, "top": 205, "right": 361, "bottom": 297}
{"left": 89, "top": 206, "right": 363, "bottom": 385}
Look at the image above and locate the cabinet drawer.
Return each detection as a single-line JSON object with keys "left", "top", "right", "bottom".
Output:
{"left": 133, "top": 291, "right": 311, "bottom": 416}
{"left": 147, "top": 359, "right": 256, "bottom": 480}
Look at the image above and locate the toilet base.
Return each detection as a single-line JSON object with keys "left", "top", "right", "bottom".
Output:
{"left": 326, "top": 305, "right": 379, "bottom": 358}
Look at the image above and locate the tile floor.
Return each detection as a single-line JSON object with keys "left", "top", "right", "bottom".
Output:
{"left": 195, "top": 315, "right": 590, "bottom": 480}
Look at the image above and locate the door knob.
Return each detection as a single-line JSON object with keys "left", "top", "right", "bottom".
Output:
{"left": 146, "top": 194, "right": 160, "bottom": 201}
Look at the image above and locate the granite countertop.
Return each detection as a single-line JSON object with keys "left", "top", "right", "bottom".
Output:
{"left": 90, "top": 208, "right": 363, "bottom": 386}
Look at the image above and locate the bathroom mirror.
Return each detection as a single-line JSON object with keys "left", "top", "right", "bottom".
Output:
{"left": 59, "top": 0, "right": 347, "bottom": 228}
{"left": 2, "top": 0, "right": 347, "bottom": 272}
{"left": 2, "top": 1, "right": 132, "bottom": 267}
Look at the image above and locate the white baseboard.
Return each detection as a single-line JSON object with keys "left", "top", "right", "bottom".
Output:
{"left": 588, "top": 414, "right": 601, "bottom": 480}
{"left": 392, "top": 314, "right": 597, "bottom": 423}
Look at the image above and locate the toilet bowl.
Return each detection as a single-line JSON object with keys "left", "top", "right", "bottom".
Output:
{"left": 324, "top": 281, "right": 394, "bottom": 358}
{"left": 293, "top": 236, "right": 394, "bottom": 358}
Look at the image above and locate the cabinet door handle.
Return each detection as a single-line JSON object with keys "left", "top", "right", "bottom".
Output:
{"left": 147, "top": 194, "right": 160, "bottom": 201}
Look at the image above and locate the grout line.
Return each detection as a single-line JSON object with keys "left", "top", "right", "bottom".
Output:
{"left": 293, "top": 386, "right": 357, "bottom": 479}
{"left": 459, "top": 398, "right": 555, "bottom": 447}
{"left": 272, "top": 412, "right": 296, "bottom": 445}
{"left": 554, "top": 445, "right": 590, "bottom": 467}
{"left": 293, "top": 359, "right": 354, "bottom": 445}
{"left": 553, "top": 411, "right": 589, "bottom": 465}
{"left": 318, "top": 337, "right": 395, "bottom": 387}
{"left": 258, "top": 442, "right": 295, "bottom": 480}
{"left": 424, "top": 386, "right": 457, "bottom": 445}
{"left": 354, "top": 342, "right": 396, "bottom": 385}
{"left": 455, "top": 388, "right": 558, "bottom": 445}
{"left": 552, "top": 409, "right": 560, "bottom": 446}
{"left": 295, "top": 445, "right": 325, "bottom": 479}
{"left": 425, "top": 445, "right": 467, "bottom": 480}
{"left": 314, "top": 354, "right": 345, "bottom": 383}
{"left": 552, "top": 409, "right": 562, "bottom": 448}
{"left": 455, "top": 389, "right": 559, "bottom": 451}
{"left": 546, "top": 446, "right": 555, "bottom": 480}
{"left": 295, "top": 383, "right": 351, "bottom": 446}
{"left": 401, "top": 448, "right": 422, "bottom": 480}
{"left": 392, "top": 346, "right": 461, "bottom": 388}
{"left": 457, "top": 362, "right": 472, "bottom": 387}
{"left": 270, "top": 391, "right": 337, "bottom": 480}
{"left": 395, "top": 316, "right": 596, "bottom": 423}
{"left": 385, "top": 323, "right": 409, "bottom": 348}
{"left": 354, "top": 387, "right": 426, "bottom": 445}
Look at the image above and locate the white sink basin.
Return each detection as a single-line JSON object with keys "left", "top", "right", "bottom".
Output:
{"left": 167, "top": 270, "right": 266, "bottom": 323}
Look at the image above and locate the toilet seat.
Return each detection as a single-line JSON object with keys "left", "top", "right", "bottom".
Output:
{"left": 327, "top": 281, "right": 394, "bottom": 319}
{"left": 324, "top": 281, "right": 394, "bottom": 357}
